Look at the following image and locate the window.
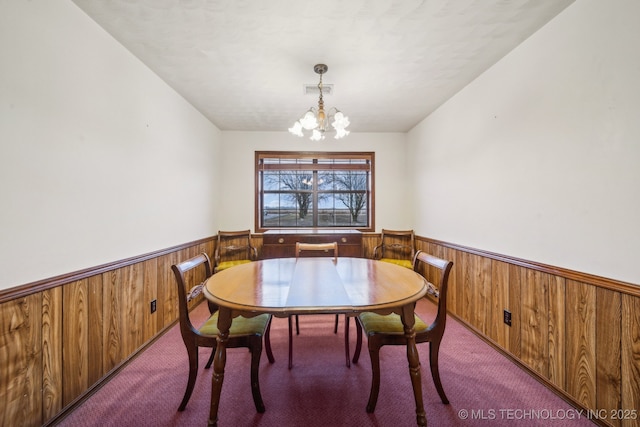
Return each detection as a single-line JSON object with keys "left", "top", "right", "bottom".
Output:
{"left": 256, "top": 151, "right": 374, "bottom": 231}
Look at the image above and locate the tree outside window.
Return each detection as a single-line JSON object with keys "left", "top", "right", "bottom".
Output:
{"left": 256, "top": 152, "right": 374, "bottom": 231}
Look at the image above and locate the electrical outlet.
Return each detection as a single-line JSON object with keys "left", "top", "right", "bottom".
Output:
{"left": 503, "top": 309, "right": 511, "bottom": 326}
{"left": 150, "top": 299, "right": 157, "bottom": 314}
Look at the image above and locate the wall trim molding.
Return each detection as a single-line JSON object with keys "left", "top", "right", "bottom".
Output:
{"left": 0, "top": 236, "right": 216, "bottom": 304}
{"left": 418, "top": 236, "right": 639, "bottom": 297}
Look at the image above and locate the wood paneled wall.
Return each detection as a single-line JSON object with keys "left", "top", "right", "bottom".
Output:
{"left": 415, "top": 237, "right": 640, "bottom": 427}
{"left": 0, "top": 238, "right": 214, "bottom": 427}
{"left": 2, "top": 232, "right": 638, "bottom": 427}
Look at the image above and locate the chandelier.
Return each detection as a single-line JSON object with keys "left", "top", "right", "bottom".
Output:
{"left": 288, "top": 64, "right": 350, "bottom": 141}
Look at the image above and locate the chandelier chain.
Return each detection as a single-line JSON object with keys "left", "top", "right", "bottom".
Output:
{"left": 317, "top": 72, "right": 324, "bottom": 111}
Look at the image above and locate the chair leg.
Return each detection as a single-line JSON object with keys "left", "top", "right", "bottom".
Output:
{"left": 264, "top": 316, "right": 275, "bottom": 364}
{"left": 429, "top": 340, "right": 449, "bottom": 404}
{"left": 366, "top": 341, "right": 382, "bottom": 413}
{"left": 344, "top": 315, "right": 350, "bottom": 368}
{"left": 288, "top": 316, "right": 294, "bottom": 369}
{"left": 352, "top": 318, "right": 363, "bottom": 364}
{"left": 334, "top": 314, "right": 339, "bottom": 334}
{"left": 178, "top": 342, "right": 199, "bottom": 411}
{"left": 249, "top": 339, "right": 266, "bottom": 413}
{"left": 295, "top": 314, "right": 300, "bottom": 335}
{"left": 204, "top": 347, "right": 215, "bottom": 369}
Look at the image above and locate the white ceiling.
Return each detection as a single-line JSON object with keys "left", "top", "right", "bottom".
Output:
{"left": 71, "top": 0, "right": 575, "bottom": 133}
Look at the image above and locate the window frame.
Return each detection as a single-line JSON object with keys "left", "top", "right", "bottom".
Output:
{"left": 255, "top": 151, "right": 375, "bottom": 232}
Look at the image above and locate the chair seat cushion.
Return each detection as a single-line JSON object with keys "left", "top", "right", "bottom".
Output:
{"left": 379, "top": 258, "right": 413, "bottom": 269}
{"left": 359, "top": 312, "right": 429, "bottom": 335}
{"left": 199, "top": 312, "right": 270, "bottom": 336}
{"left": 216, "top": 259, "right": 252, "bottom": 271}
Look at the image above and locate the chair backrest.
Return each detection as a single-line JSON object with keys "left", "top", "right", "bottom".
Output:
{"left": 295, "top": 242, "right": 338, "bottom": 262}
{"left": 171, "top": 253, "right": 213, "bottom": 339}
{"left": 215, "top": 229, "right": 257, "bottom": 270}
{"left": 374, "top": 229, "right": 416, "bottom": 261}
{"left": 412, "top": 250, "right": 453, "bottom": 334}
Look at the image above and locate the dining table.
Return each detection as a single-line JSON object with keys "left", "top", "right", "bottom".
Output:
{"left": 203, "top": 256, "right": 429, "bottom": 426}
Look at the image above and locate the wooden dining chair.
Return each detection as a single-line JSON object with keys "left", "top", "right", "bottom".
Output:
{"left": 373, "top": 229, "right": 416, "bottom": 269}
{"left": 214, "top": 229, "right": 258, "bottom": 273}
{"left": 290, "top": 242, "right": 350, "bottom": 368}
{"left": 352, "top": 250, "right": 453, "bottom": 412}
{"left": 171, "top": 252, "right": 275, "bottom": 412}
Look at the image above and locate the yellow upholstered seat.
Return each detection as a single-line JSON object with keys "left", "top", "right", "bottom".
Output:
{"left": 358, "top": 312, "right": 429, "bottom": 335}
{"left": 379, "top": 258, "right": 413, "bottom": 269}
{"left": 215, "top": 259, "right": 253, "bottom": 272}
{"left": 199, "top": 311, "right": 271, "bottom": 336}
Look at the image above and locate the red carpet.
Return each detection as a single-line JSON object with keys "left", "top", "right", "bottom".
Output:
{"left": 57, "top": 299, "right": 594, "bottom": 426}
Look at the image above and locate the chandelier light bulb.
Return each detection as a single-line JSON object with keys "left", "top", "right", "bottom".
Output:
{"left": 331, "top": 111, "right": 350, "bottom": 130}
{"left": 310, "top": 129, "right": 324, "bottom": 141}
{"left": 288, "top": 121, "right": 304, "bottom": 136}
{"left": 334, "top": 128, "right": 350, "bottom": 139}
{"left": 300, "top": 110, "right": 318, "bottom": 130}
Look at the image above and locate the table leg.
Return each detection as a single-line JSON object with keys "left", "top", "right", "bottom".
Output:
{"left": 208, "top": 307, "right": 232, "bottom": 427}
{"left": 401, "top": 304, "right": 427, "bottom": 427}
{"left": 344, "top": 315, "right": 351, "bottom": 368}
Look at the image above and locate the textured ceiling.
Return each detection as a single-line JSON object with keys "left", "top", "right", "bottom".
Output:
{"left": 71, "top": 0, "right": 575, "bottom": 133}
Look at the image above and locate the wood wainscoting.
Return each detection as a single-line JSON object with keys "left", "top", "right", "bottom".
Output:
{"left": 0, "top": 238, "right": 215, "bottom": 427}
{"left": 2, "top": 232, "right": 638, "bottom": 427}
{"left": 414, "top": 236, "right": 640, "bottom": 427}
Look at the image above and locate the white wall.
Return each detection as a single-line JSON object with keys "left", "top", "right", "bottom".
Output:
{"left": 0, "top": 1, "right": 223, "bottom": 289}
{"left": 219, "top": 131, "right": 410, "bottom": 232}
{"left": 407, "top": 0, "right": 640, "bottom": 284}
{"left": 5, "top": 0, "right": 635, "bottom": 290}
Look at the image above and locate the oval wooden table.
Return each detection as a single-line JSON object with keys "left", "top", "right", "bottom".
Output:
{"left": 203, "top": 257, "right": 429, "bottom": 426}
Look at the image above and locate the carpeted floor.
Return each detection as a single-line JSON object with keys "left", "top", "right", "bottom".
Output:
{"left": 56, "top": 299, "right": 595, "bottom": 426}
